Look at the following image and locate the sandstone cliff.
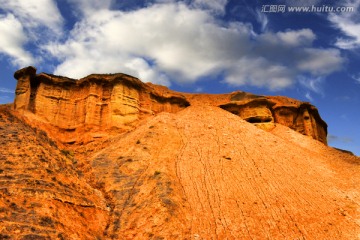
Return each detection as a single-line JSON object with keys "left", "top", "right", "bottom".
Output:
{"left": 13, "top": 66, "right": 327, "bottom": 144}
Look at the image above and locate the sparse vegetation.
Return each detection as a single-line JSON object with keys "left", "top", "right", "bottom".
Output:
{"left": 136, "top": 140, "right": 141, "bottom": 144}
{"left": 154, "top": 170, "right": 161, "bottom": 176}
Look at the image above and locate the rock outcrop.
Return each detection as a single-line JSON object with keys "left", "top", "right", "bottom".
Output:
{"left": 219, "top": 94, "right": 328, "bottom": 144}
{"left": 2, "top": 67, "right": 359, "bottom": 239}
{"left": 13, "top": 67, "right": 190, "bottom": 143}
{"left": 13, "top": 66, "right": 327, "bottom": 144}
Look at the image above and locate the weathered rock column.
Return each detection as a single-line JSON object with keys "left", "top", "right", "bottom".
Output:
{"left": 13, "top": 66, "right": 36, "bottom": 111}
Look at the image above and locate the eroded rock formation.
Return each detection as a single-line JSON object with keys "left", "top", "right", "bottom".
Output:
{"left": 220, "top": 94, "right": 328, "bottom": 144}
{"left": 13, "top": 67, "right": 190, "bottom": 143}
{"left": 2, "top": 67, "right": 359, "bottom": 239}
{"left": 13, "top": 66, "right": 327, "bottom": 144}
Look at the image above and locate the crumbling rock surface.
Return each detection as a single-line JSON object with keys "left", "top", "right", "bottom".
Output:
{"left": 5, "top": 67, "right": 359, "bottom": 239}
{"left": 219, "top": 96, "right": 328, "bottom": 143}
{"left": 14, "top": 66, "right": 326, "bottom": 144}
{"left": 0, "top": 105, "right": 108, "bottom": 239}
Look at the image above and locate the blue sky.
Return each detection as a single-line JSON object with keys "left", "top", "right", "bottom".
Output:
{"left": 0, "top": 0, "right": 359, "bottom": 155}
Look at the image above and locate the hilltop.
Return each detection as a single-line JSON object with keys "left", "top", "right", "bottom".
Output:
{"left": 0, "top": 66, "right": 358, "bottom": 239}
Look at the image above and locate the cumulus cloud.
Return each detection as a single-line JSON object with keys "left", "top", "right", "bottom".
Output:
{"left": 296, "top": 48, "right": 343, "bottom": 75}
{"left": 0, "top": 0, "right": 345, "bottom": 90}
{"left": 0, "top": 14, "right": 33, "bottom": 66}
{"left": 45, "top": 3, "right": 251, "bottom": 83}
{"left": 43, "top": 2, "right": 344, "bottom": 90}
{"left": 0, "top": 0, "right": 63, "bottom": 67}
{"left": 0, "top": 0, "right": 63, "bottom": 33}
{"left": 224, "top": 57, "right": 294, "bottom": 90}
{"left": 328, "top": 0, "right": 360, "bottom": 49}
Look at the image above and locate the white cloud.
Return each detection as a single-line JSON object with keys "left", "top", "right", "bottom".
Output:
{"left": 296, "top": 48, "right": 343, "bottom": 75}
{"left": 328, "top": 0, "right": 360, "bottom": 49}
{"left": 299, "top": 76, "right": 326, "bottom": 102}
{"left": 351, "top": 74, "right": 360, "bottom": 83}
{"left": 298, "top": 76, "right": 325, "bottom": 95}
{"left": 66, "top": 0, "right": 113, "bottom": 17}
{"left": 45, "top": 3, "right": 253, "bottom": 83}
{"left": 0, "top": 14, "right": 34, "bottom": 67}
{"left": 276, "top": 29, "right": 316, "bottom": 47}
{"left": 304, "top": 92, "right": 314, "bottom": 102}
{"left": 0, "top": 0, "right": 63, "bottom": 67}
{"left": 191, "top": 0, "right": 228, "bottom": 15}
{"left": 0, "top": 0, "right": 63, "bottom": 33}
{"left": 255, "top": 10, "right": 268, "bottom": 32}
{"left": 0, "top": 87, "right": 14, "bottom": 94}
{"left": 224, "top": 57, "right": 294, "bottom": 90}
{"left": 43, "top": 2, "right": 344, "bottom": 90}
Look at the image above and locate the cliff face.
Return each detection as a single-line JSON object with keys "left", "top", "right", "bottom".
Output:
{"left": 13, "top": 67, "right": 190, "bottom": 143}
{"left": 219, "top": 94, "right": 328, "bottom": 144}
{"left": 13, "top": 66, "right": 327, "bottom": 144}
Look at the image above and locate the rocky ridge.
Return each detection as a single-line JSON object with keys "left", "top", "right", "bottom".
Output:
{"left": 14, "top": 66, "right": 327, "bottom": 145}
{"left": 1, "top": 67, "right": 359, "bottom": 239}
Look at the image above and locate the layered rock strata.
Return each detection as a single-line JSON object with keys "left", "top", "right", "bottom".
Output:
{"left": 13, "top": 66, "right": 327, "bottom": 144}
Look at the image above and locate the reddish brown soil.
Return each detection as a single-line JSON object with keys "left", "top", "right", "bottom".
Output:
{"left": 0, "top": 103, "right": 359, "bottom": 239}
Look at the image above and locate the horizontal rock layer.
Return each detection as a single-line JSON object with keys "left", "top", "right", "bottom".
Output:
{"left": 13, "top": 66, "right": 327, "bottom": 144}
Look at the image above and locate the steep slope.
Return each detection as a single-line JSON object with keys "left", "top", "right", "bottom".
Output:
{"left": 86, "top": 105, "right": 359, "bottom": 239}
{"left": 0, "top": 105, "right": 109, "bottom": 239}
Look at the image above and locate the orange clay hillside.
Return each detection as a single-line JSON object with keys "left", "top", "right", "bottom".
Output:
{"left": 0, "top": 66, "right": 358, "bottom": 239}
